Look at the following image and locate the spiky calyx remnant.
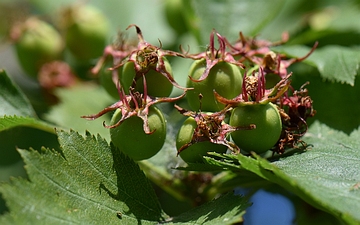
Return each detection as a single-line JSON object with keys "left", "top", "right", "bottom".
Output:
{"left": 215, "top": 68, "right": 292, "bottom": 106}
{"left": 183, "top": 30, "right": 244, "bottom": 83}
{"left": 214, "top": 68, "right": 316, "bottom": 154}
{"left": 92, "top": 24, "right": 188, "bottom": 93}
{"left": 274, "top": 83, "right": 316, "bottom": 154}
{"left": 82, "top": 84, "right": 186, "bottom": 134}
{"left": 174, "top": 103, "right": 255, "bottom": 154}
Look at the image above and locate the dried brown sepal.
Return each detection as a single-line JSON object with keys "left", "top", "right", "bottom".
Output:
{"left": 225, "top": 31, "right": 288, "bottom": 63}
{"left": 174, "top": 104, "right": 255, "bottom": 155}
{"left": 38, "top": 60, "right": 76, "bottom": 90}
{"left": 184, "top": 30, "right": 244, "bottom": 82}
{"left": 109, "top": 24, "right": 188, "bottom": 90}
{"left": 262, "top": 42, "right": 318, "bottom": 79}
{"left": 273, "top": 82, "right": 316, "bottom": 154}
{"left": 90, "top": 31, "right": 137, "bottom": 96}
{"left": 81, "top": 84, "right": 186, "bottom": 134}
{"left": 214, "top": 68, "right": 292, "bottom": 106}
{"left": 223, "top": 31, "right": 317, "bottom": 81}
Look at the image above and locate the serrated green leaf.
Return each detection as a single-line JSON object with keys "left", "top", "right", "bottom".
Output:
{"left": 175, "top": 153, "right": 274, "bottom": 195}
{"left": 308, "top": 46, "right": 360, "bottom": 86}
{"left": 179, "top": 121, "right": 360, "bottom": 224}
{"left": 213, "top": 121, "right": 360, "bottom": 225}
{"left": 0, "top": 126, "right": 59, "bottom": 166}
{"left": 291, "top": 63, "right": 360, "bottom": 134}
{"left": 0, "top": 72, "right": 58, "bottom": 184}
{"left": 0, "top": 69, "right": 36, "bottom": 117}
{"left": 175, "top": 154, "right": 241, "bottom": 172}
{"left": 170, "top": 192, "right": 250, "bottom": 224}
{"left": 272, "top": 121, "right": 360, "bottom": 224}
{"left": 273, "top": 45, "right": 360, "bottom": 86}
{"left": 175, "top": 162, "right": 228, "bottom": 172}
{"left": 189, "top": 0, "right": 285, "bottom": 44}
{"left": 0, "top": 115, "right": 55, "bottom": 133}
{"left": 0, "top": 130, "right": 165, "bottom": 224}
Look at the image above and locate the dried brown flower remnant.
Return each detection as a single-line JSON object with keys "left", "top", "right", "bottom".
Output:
{"left": 82, "top": 83, "right": 185, "bottom": 133}
{"left": 174, "top": 103, "right": 255, "bottom": 154}
{"left": 274, "top": 83, "right": 316, "bottom": 154}
{"left": 38, "top": 61, "right": 76, "bottom": 90}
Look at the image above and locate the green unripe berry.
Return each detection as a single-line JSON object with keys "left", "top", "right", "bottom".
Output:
{"left": 99, "top": 61, "right": 121, "bottom": 99}
{"left": 230, "top": 102, "right": 282, "bottom": 153}
{"left": 62, "top": 4, "right": 110, "bottom": 61}
{"left": 110, "top": 106, "right": 166, "bottom": 161}
{"left": 121, "top": 59, "right": 173, "bottom": 97}
{"left": 186, "top": 59, "right": 242, "bottom": 112}
{"left": 164, "top": 0, "right": 188, "bottom": 35}
{"left": 13, "top": 17, "right": 64, "bottom": 78}
{"left": 176, "top": 117, "right": 228, "bottom": 163}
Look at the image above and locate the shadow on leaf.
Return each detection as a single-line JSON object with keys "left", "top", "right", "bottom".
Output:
{"left": 99, "top": 143, "right": 165, "bottom": 223}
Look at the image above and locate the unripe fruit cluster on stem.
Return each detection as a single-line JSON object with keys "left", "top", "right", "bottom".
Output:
{"left": 61, "top": 4, "right": 110, "bottom": 61}
{"left": 11, "top": 17, "right": 64, "bottom": 78}
{"left": 83, "top": 24, "right": 317, "bottom": 163}
{"left": 10, "top": 3, "right": 110, "bottom": 91}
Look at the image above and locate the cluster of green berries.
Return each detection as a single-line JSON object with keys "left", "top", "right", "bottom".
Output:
{"left": 9, "top": 2, "right": 316, "bottom": 164}
{"left": 10, "top": 3, "right": 110, "bottom": 90}
{"left": 82, "top": 24, "right": 317, "bottom": 164}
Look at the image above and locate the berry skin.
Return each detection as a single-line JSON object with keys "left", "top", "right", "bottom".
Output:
{"left": 229, "top": 102, "right": 282, "bottom": 153}
{"left": 186, "top": 59, "right": 242, "bottom": 112}
{"left": 110, "top": 106, "right": 166, "bottom": 161}
{"left": 164, "top": 0, "right": 188, "bottom": 35}
{"left": 62, "top": 4, "right": 110, "bottom": 61}
{"left": 99, "top": 61, "right": 121, "bottom": 99}
{"left": 12, "top": 17, "right": 64, "bottom": 78}
{"left": 121, "top": 59, "right": 173, "bottom": 97}
{"left": 176, "top": 117, "right": 228, "bottom": 163}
